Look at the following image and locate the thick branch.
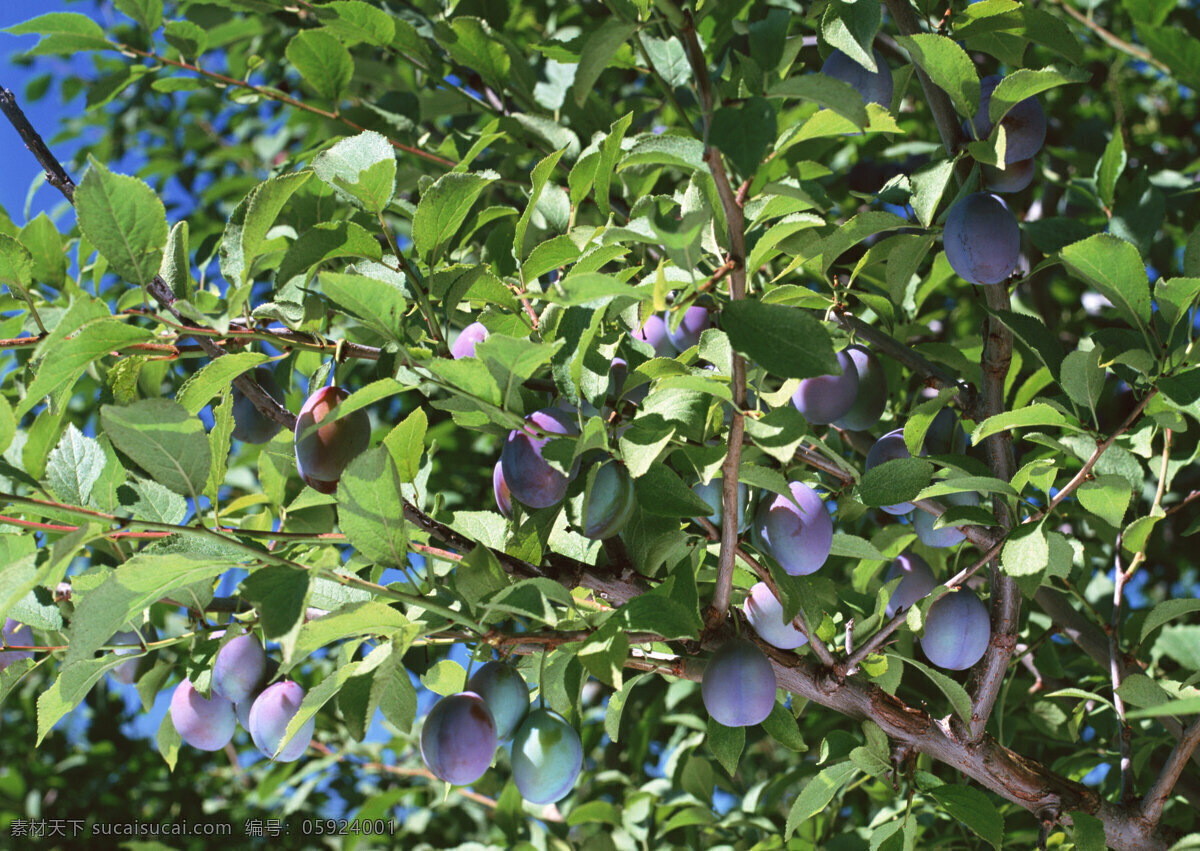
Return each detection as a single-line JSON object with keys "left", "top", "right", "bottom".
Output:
{"left": 1141, "top": 717, "right": 1200, "bottom": 831}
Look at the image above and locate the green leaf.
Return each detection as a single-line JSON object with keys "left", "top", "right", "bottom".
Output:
{"left": 4, "top": 12, "right": 112, "bottom": 53}
{"left": 240, "top": 171, "right": 313, "bottom": 274}
{"left": 287, "top": 602, "right": 412, "bottom": 671}
{"left": 1140, "top": 26, "right": 1200, "bottom": 92}
{"left": 453, "top": 544, "right": 509, "bottom": 608}
{"left": 1060, "top": 346, "right": 1105, "bottom": 421}
{"left": 768, "top": 74, "right": 868, "bottom": 129}
{"left": 987, "top": 67, "right": 1089, "bottom": 126}
{"left": 384, "top": 407, "right": 427, "bottom": 484}
{"left": 241, "top": 566, "right": 309, "bottom": 641}
{"left": 337, "top": 448, "right": 407, "bottom": 569}
{"left": 313, "top": 132, "right": 395, "bottom": 214}
{"left": 437, "top": 17, "right": 511, "bottom": 95}
{"left": 633, "top": 465, "right": 714, "bottom": 517}
{"left": 1096, "top": 131, "right": 1126, "bottom": 209}
{"left": 707, "top": 717, "right": 745, "bottom": 777}
{"left": 320, "top": 270, "right": 407, "bottom": 341}
{"left": 19, "top": 214, "right": 67, "bottom": 290}
{"left": 618, "top": 134, "right": 706, "bottom": 172}
{"left": 1077, "top": 475, "right": 1132, "bottom": 527}
{"left": 100, "top": 400, "right": 212, "bottom": 497}
{"left": 46, "top": 425, "right": 105, "bottom": 507}
{"left": 0, "top": 234, "right": 33, "bottom": 295}
{"left": 515, "top": 149, "right": 565, "bottom": 262}
{"left": 1061, "top": 234, "right": 1152, "bottom": 341}
{"left": 595, "top": 112, "right": 633, "bottom": 216}
{"left": 1140, "top": 599, "right": 1200, "bottom": 645}
{"left": 38, "top": 656, "right": 129, "bottom": 744}
{"left": 894, "top": 34, "right": 979, "bottom": 119}
{"left": 1126, "top": 696, "right": 1200, "bottom": 718}
{"left": 276, "top": 220, "right": 383, "bottom": 288}
{"left": 762, "top": 701, "right": 807, "bottom": 752}
{"left": 859, "top": 459, "right": 934, "bottom": 509}
{"left": 821, "top": 0, "right": 882, "bottom": 73}
{"left": 985, "top": 307, "right": 1065, "bottom": 380}
{"left": 972, "top": 403, "right": 1082, "bottom": 443}
{"left": 163, "top": 20, "right": 207, "bottom": 58}
{"left": 1070, "top": 812, "right": 1107, "bottom": 851}
{"left": 886, "top": 651, "right": 973, "bottom": 725}
{"left": 158, "top": 220, "right": 191, "bottom": 300}
{"left": 572, "top": 20, "right": 636, "bottom": 107}
{"left": 710, "top": 97, "right": 778, "bottom": 177}
{"left": 114, "top": 0, "right": 163, "bottom": 32}
{"left": 578, "top": 620, "right": 628, "bottom": 689}
{"left": 928, "top": 785, "right": 1004, "bottom": 850}
{"left": 786, "top": 762, "right": 860, "bottom": 838}
{"left": 413, "top": 170, "right": 499, "bottom": 264}
{"left": 1001, "top": 522, "right": 1048, "bottom": 577}
{"left": 286, "top": 29, "right": 354, "bottom": 103}
{"left": 75, "top": 157, "right": 168, "bottom": 288}
{"left": 604, "top": 673, "right": 647, "bottom": 742}
{"left": 721, "top": 300, "right": 838, "bottom": 379}
{"left": 817, "top": 210, "right": 912, "bottom": 275}
{"left": 323, "top": 0, "right": 396, "bottom": 46}
{"left": 176, "top": 352, "right": 271, "bottom": 415}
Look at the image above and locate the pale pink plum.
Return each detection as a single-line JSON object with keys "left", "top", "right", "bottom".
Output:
{"left": 170, "top": 678, "right": 237, "bottom": 751}
{"left": 451, "top": 321, "right": 489, "bottom": 359}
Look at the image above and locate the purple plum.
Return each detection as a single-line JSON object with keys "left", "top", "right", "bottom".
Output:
{"left": 754, "top": 482, "right": 834, "bottom": 575}
{"left": 922, "top": 589, "right": 991, "bottom": 671}
{"left": 499, "top": 408, "right": 579, "bottom": 509}
{"left": 420, "top": 691, "right": 498, "bottom": 785}
{"left": 248, "top": 680, "right": 316, "bottom": 762}
{"left": 793, "top": 348, "right": 860, "bottom": 425}
{"left": 701, "top": 638, "right": 776, "bottom": 727}
{"left": 170, "top": 678, "right": 237, "bottom": 751}
{"left": 743, "top": 583, "right": 808, "bottom": 650}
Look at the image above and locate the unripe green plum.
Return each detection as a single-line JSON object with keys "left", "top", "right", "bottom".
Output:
{"left": 211, "top": 633, "right": 267, "bottom": 704}
{"left": 500, "top": 408, "right": 579, "bottom": 509}
{"left": 922, "top": 590, "right": 991, "bottom": 671}
{"left": 883, "top": 553, "right": 937, "bottom": 617}
{"left": 0, "top": 618, "right": 33, "bottom": 671}
{"left": 581, "top": 460, "right": 636, "bottom": 539}
{"left": 701, "top": 638, "right": 776, "bottom": 727}
{"left": 511, "top": 708, "right": 583, "bottom": 804}
{"left": 821, "top": 47, "right": 893, "bottom": 108}
{"left": 420, "top": 691, "right": 498, "bottom": 784}
{"left": 966, "top": 75, "right": 1047, "bottom": 164}
{"left": 248, "top": 680, "right": 315, "bottom": 762}
{"left": 792, "top": 349, "right": 860, "bottom": 425}
{"left": 914, "top": 490, "right": 980, "bottom": 548}
{"left": 943, "top": 193, "right": 1020, "bottom": 286}
{"left": 983, "top": 158, "right": 1035, "bottom": 194}
{"left": 693, "top": 478, "right": 749, "bottom": 533}
{"left": 231, "top": 367, "right": 287, "bottom": 444}
{"left": 833, "top": 344, "right": 888, "bottom": 431}
{"left": 743, "top": 583, "right": 808, "bottom": 650}
{"left": 865, "top": 429, "right": 915, "bottom": 515}
{"left": 294, "top": 385, "right": 371, "bottom": 493}
{"left": 170, "top": 678, "right": 237, "bottom": 751}
{"left": 466, "top": 662, "right": 529, "bottom": 741}
{"left": 754, "top": 482, "right": 834, "bottom": 575}
{"left": 451, "top": 321, "right": 489, "bottom": 359}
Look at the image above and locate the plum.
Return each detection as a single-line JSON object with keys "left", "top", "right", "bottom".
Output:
{"left": 701, "top": 638, "right": 776, "bottom": 727}
{"left": 0, "top": 618, "right": 34, "bottom": 671}
{"left": 754, "top": 482, "right": 834, "bottom": 575}
{"left": 914, "top": 489, "right": 981, "bottom": 548}
{"left": 466, "top": 662, "right": 529, "bottom": 741}
{"left": 499, "top": 408, "right": 579, "bottom": 509}
{"left": 665, "top": 305, "right": 711, "bottom": 352}
{"left": 882, "top": 553, "right": 937, "bottom": 617}
{"left": 170, "top": 678, "right": 237, "bottom": 751}
{"left": 231, "top": 367, "right": 287, "bottom": 444}
{"left": 493, "top": 460, "right": 513, "bottom": 519}
{"left": 943, "top": 193, "right": 1020, "bottom": 286}
{"left": 923, "top": 407, "right": 968, "bottom": 456}
{"left": 581, "top": 460, "right": 636, "bottom": 539}
{"left": 451, "top": 321, "right": 489, "bottom": 359}
{"left": 420, "top": 691, "right": 498, "bottom": 784}
{"left": 965, "top": 75, "right": 1047, "bottom": 164}
{"left": 248, "top": 680, "right": 316, "bottom": 762}
{"left": 865, "top": 429, "right": 916, "bottom": 515}
{"left": 211, "top": 633, "right": 267, "bottom": 704}
{"left": 833, "top": 344, "right": 888, "bottom": 431}
{"left": 821, "top": 47, "right": 893, "bottom": 108}
{"left": 743, "top": 583, "right": 808, "bottom": 650}
{"left": 633, "top": 314, "right": 672, "bottom": 357}
{"left": 793, "top": 349, "right": 860, "bottom": 425}
{"left": 693, "top": 478, "right": 750, "bottom": 533}
{"left": 983, "top": 158, "right": 1035, "bottom": 194}
{"left": 511, "top": 708, "right": 583, "bottom": 804}
{"left": 922, "top": 589, "right": 991, "bottom": 671}
{"left": 294, "top": 385, "right": 371, "bottom": 493}
{"left": 108, "top": 626, "right": 156, "bottom": 685}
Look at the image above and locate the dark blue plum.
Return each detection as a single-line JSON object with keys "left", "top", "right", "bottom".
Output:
{"left": 821, "top": 47, "right": 893, "bottom": 108}
{"left": 865, "top": 429, "right": 916, "bottom": 515}
{"left": 743, "top": 582, "right": 808, "bottom": 650}
{"left": 983, "top": 158, "right": 1035, "bottom": 194}
{"left": 511, "top": 708, "right": 583, "bottom": 803}
{"left": 232, "top": 367, "right": 287, "bottom": 444}
{"left": 922, "top": 590, "right": 991, "bottom": 670}
{"left": 914, "top": 490, "right": 980, "bottom": 548}
{"left": 965, "top": 75, "right": 1047, "bottom": 164}
{"left": 923, "top": 407, "right": 969, "bottom": 456}
{"left": 701, "top": 638, "right": 776, "bottom": 727}
{"left": 693, "top": 478, "right": 749, "bottom": 533}
{"left": 0, "top": 618, "right": 33, "bottom": 671}
{"left": 793, "top": 349, "right": 860, "bottom": 425}
{"left": 883, "top": 553, "right": 937, "bottom": 617}
{"left": 754, "top": 482, "right": 834, "bottom": 575}
{"left": 499, "top": 408, "right": 579, "bottom": 509}
{"left": 466, "top": 662, "right": 529, "bottom": 741}
{"left": 171, "top": 678, "right": 237, "bottom": 751}
{"left": 943, "top": 192, "right": 1020, "bottom": 286}
{"left": 248, "top": 680, "right": 316, "bottom": 762}
{"left": 665, "top": 306, "right": 711, "bottom": 352}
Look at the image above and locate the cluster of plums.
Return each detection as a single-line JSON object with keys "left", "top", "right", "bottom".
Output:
{"left": 169, "top": 633, "right": 315, "bottom": 761}
{"left": 420, "top": 661, "right": 583, "bottom": 805}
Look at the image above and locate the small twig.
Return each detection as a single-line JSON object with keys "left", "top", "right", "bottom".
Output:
{"left": 1141, "top": 716, "right": 1200, "bottom": 830}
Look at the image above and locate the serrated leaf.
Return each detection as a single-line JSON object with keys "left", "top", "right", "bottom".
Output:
{"left": 722, "top": 300, "right": 838, "bottom": 379}
{"left": 710, "top": 97, "right": 777, "bottom": 177}
{"left": 100, "top": 399, "right": 211, "bottom": 497}
{"left": 894, "top": 34, "right": 979, "bottom": 118}
{"left": 1061, "top": 234, "right": 1152, "bottom": 342}
{"left": 1077, "top": 475, "right": 1132, "bottom": 527}
{"left": 286, "top": 29, "right": 354, "bottom": 103}
{"left": 337, "top": 448, "right": 407, "bottom": 569}
{"left": 413, "top": 170, "right": 498, "bottom": 264}
{"left": 572, "top": 20, "right": 636, "bottom": 107}
{"left": 384, "top": 407, "right": 427, "bottom": 484}
{"left": 176, "top": 352, "right": 271, "bottom": 415}
{"left": 313, "top": 132, "right": 395, "bottom": 214}
{"left": 46, "top": 425, "right": 105, "bottom": 506}
{"left": 75, "top": 157, "right": 167, "bottom": 288}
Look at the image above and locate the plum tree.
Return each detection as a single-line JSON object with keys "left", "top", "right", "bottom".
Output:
{"left": 420, "top": 691, "right": 498, "bottom": 785}
{"left": 664, "top": 305, "right": 711, "bottom": 352}
{"left": 743, "top": 583, "right": 808, "bottom": 650}
{"left": 792, "top": 348, "right": 860, "bottom": 425}
{"left": 983, "top": 158, "right": 1035, "bottom": 194}
{"left": 966, "top": 75, "right": 1047, "bottom": 163}
{"left": 499, "top": 408, "right": 579, "bottom": 509}
{"left": 821, "top": 47, "right": 893, "bottom": 107}
{"left": 914, "top": 490, "right": 981, "bottom": 548}
{"left": 883, "top": 553, "right": 937, "bottom": 617}
{"left": 633, "top": 314, "right": 672, "bottom": 357}
{"left": 211, "top": 633, "right": 267, "bottom": 704}
{"left": 922, "top": 590, "right": 992, "bottom": 671}
{"left": 511, "top": 708, "right": 584, "bottom": 804}
{"left": 170, "top": 678, "right": 237, "bottom": 752}
{"left": 580, "top": 460, "right": 636, "bottom": 539}
{"left": 943, "top": 193, "right": 1021, "bottom": 286}
{"left": 451, "top": 321, "right": 489, "bottom": 359}
{"left": 231, "top": 367, "right": 286, "bottom": 444}
{"left": 701, "top": 638, "right": 776, "bottom": 727}
{"left": 465, "top": 662, "right": 529, "bottom": 741}
{"left": 754, "top": 481, "right": 834, "bottom": 575}
{"left": 0, "top": 618, "right": 34, "bottom": 672}
{"left": 247, "top": 680, "right": 316, "bottom": 762}
{"left": 692, "top": 477, "right": 749, "bottom": 533}
{"left": 865, "top": 429, "right": 916, "bottom": 514}
{"left": 493, "top": 460, "right": 513, "bottom": 519}
{"left": 833, "top": 344, "right": 888, "bottom": 431}
{"left": 294, "top": 385, "right": 371, "bottom": 493}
